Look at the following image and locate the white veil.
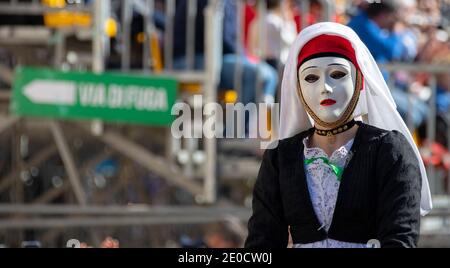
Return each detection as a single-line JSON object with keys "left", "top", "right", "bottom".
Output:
{"left": 278, "top": 22, "right": 432, "bottom": 215}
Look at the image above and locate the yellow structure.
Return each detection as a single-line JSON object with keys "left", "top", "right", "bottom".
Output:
{"left": 42, "top": 0, "right": 91, "bottom": 28}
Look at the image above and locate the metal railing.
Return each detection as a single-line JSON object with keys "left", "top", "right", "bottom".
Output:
{"left": 0, "top": 0, "right": 337, "bottom": 208}
{"left": 382, "top": 63, "right": 450, "bottom": 196}
{"left": 2, "top": 1, "right": 448, "bottom": 208}
{"left": 0, "top": 204, "right": 251, "bottom": 229}
{"left": 0, "top": 0, "right": 91, "bottom": 14}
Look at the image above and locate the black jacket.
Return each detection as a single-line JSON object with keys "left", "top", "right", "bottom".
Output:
{"left": 245, "top": 122, "right": 422, "bottom": 248}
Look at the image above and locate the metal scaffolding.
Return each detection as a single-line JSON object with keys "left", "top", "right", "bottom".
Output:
{"left": 0, "top": 0, "right": 449, "bottom": 248}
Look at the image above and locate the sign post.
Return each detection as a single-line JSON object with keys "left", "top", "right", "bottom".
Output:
{"left": 11, "top": 67, "right": 177, "bottom": 126}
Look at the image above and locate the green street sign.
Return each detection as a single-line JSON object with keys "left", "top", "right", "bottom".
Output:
{"left": 11, "top": 67, "right": 177, "bottom": 126}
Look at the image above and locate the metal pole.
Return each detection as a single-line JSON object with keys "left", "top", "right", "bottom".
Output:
{"left": 0, "top": 116, "right": 18, "bottom": 135}
{"left": 0, "top": 4, "right": 90, "bottom": 14}
{"left": 0, "top": 213, "right": 252, "bottom": 229}
{"left": 143, "top": 0, "right": 155, "bottom": 71}
{"left": 234, "top": 0, "right": 244, "bottom": 103}
{"left": 121, "top": 0, "right": 132, "bottom": 71}
{"left": 93, "top": 0, "right": 105, "bottom": 73}
{"left": 11, "top": 123, "right": 24, "bottom": 205}
{"left": 203, "top": 0, "right": 223, "bottom": 204}
{"left": 184, "top": 136, "right": 195, "bottom": 178}
{"left": 406, "top": 84, "right": 415, "bottom": 132}
{"left": 53, "top": 29, "right": 66, "bottom": 68}
{"left": 321, "top": 0, "right": 335, "bottom": 22}
{"left": 164, "top": 0, "right": 175, "bottom": 70}
{"left": 10, "top": 121, "right": 23, "bottom": 247}
{"left": 446, "top": 113, "right": 450, "bottom": 196}
{"left": 427, "top": 75, "right": 437, "bottom": 194}
{"left": 49, "top": 121, "right": 88, "bottom": 206}
{"left": 92, "top": 0, "right": 106, "bottom": 136}
{"left": 300, "top": 0, "right": 310, "bottom": 31}
{"left": 382, "top": 63, "right": 450, "bottom": 73}
{"left": 167, "top": 127, "right": 180, "bottom": 166}
{"left": 256, "top": 0, "right": 267, "bottom": 104}
{"left": 186, "top": 0, "right": 198, "bottom": 70}
{"left": 0, "top": 204, "right": 251, "bottom": 216}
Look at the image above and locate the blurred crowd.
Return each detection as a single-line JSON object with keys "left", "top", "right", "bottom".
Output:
{"left": 160, "top": 0, "right": 450, "bottom": 169}
{"left": 344, "top": 0, "right": 450, "bottom": 170}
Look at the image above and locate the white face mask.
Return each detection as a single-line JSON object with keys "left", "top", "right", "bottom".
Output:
{"left": 298, "top": 56, "right": 357, "bottom": 125}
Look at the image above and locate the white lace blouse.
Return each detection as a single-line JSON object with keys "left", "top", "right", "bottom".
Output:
{"left": 293, "top": 136, "right": 367, "bottom": 248}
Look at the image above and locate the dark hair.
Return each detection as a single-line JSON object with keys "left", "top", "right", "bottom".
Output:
{"left": 310, "top": 0, "right": 322, "bottom": 7}
{"left": 266, "top": 0, "right": 281, "bottom": 10}
{"left": 299, "top": 52, "right": 353, "bottom": 68}
{"left": 366, "top": 2, "right": 396, "bottom": 18}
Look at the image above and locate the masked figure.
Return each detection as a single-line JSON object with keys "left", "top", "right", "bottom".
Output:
{"left": 245, "top": 22, "right": 432, "bottom": 248}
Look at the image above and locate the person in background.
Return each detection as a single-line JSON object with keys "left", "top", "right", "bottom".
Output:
{"left": 247, "top": 0, "right": 297, "bottom": 71}
{"left": 80, "top": 236, "right": 120, "bottom": 248}
{"left": 348, "top": 0, "right": 430, "bottom": 130}
{"left": 173, "top": 0, "right": 279, "bottom": 108}
{"left": 204, "top": 218, "right": 246, "bottom": 248}
{"left": 347, "top": 1, "right": 404, "bottom": 65}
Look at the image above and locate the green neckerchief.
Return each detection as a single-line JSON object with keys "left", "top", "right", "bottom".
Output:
{"left": 304, "top": 157, "right": 344, "bottom": 181}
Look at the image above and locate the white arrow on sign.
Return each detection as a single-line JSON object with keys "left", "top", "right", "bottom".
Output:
{"left": 24, "top": 80, "right": 76, "bottom": 105}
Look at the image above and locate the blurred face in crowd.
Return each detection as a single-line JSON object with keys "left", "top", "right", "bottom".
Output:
{"left": 298, "top": 57, "right": 357, "bottom": 124}
{"left": 398, "top": 0, "right": 417, "bottom": 24}
{"left": 366, "top": 3, "right": 399, "bottom": 30}
{"left": 418, "top": 0, "right": 441, "bottom": 25}
{"left": 377, "top": 10, "right": 398, "bottom": 30}
{"left": 419, "top": 0, "right": 440, "bottom": 13}
{"left": 310, "top": 0, "right": 323, "bottom": 17}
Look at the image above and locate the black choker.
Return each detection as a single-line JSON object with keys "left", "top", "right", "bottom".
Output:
{"left": 315, "top": 120, "right": 356, "bottom": 137}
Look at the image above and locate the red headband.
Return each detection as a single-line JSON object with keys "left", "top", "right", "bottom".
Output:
{"left": 297, "top": 34, "right": 360, "bottom": 70}
{"left": 297, "top": 34, "right": 363, "bottom": 90}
